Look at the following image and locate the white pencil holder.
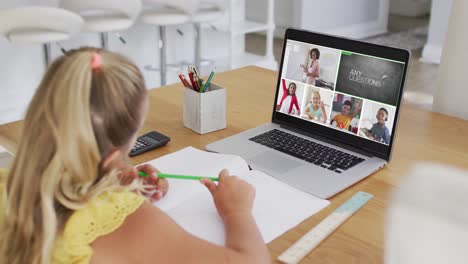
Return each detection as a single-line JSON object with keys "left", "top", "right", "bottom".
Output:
{"left": 183, "top": 82, "right": 226, "bottom": 134}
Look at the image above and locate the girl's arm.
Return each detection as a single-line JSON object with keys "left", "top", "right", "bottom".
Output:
{"left": 314, "top": 61, "right": 320, "bottom": 78}
{"left": 300, "top": 64, "right": 307, "bottom": 72}
{"left": 306, "top": 61, "right": 320, "bottom": 77}
{"left": 277, "top": 95, "right": 285, "bottom": 110}
{"left": 292, "top": 96, "right": 300, "bottom": 114}
{"left": 305, "top": 103, "right": 313, "bottom": 119}
{"left": 321, "top": 104, "right": 327, "bottom": 123}
{"left": 277, "top": 79, "right": 288, "bottom": 110}
{"left": 90, "top": 172, "right": 270, "bottom": 264}
{"left": 321, "top": 113, "right": 327, "bottom": 123}
{"left": 281, "top": 79, "right": 287, "bottom": 93}
{"left": 92, "top": 204, "right": 269, "bottom": 264}
{"left": 322, "top": 111, "right": 327, "bottom": 123}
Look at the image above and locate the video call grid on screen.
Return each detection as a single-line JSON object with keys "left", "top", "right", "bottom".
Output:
{"left": 277, "top": 39, "right": 405, "bottom": 146}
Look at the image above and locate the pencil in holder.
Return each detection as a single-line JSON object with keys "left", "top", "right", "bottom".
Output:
{"left": 183, "top": 82, "right": 226, "bottom": 134}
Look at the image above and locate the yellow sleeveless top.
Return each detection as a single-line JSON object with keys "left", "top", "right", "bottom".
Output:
{"left": 0, "top": 169, "right": 145, "bottom": 264}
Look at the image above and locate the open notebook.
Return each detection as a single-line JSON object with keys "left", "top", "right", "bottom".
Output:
{"left": 145, "top": 147, "right": 330, "bottom": 245}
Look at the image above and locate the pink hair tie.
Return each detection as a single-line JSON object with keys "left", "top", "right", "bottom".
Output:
{"left": 91, "top": 52, "right": 102, "bottom": 70}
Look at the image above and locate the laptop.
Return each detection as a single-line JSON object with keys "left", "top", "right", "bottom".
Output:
{"left": 206, "top": 28, "right": 410, "bottom": 199}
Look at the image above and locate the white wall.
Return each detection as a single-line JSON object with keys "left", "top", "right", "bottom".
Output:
{"left": 421, "top": 0, "right": 453, "bottom": 64}
{"left": 301, "top": 0, "right": 388, "bottom": 39}
{"left": 247, "top": 0, "right": 388, "bottom": 39}
{"left": 301, "top": 0, "right": 379, "bottom": 30}
{"left": 246, "top": 0, "right": 300, "bottom": 37}
{"left": 433, "top": 0, "right": 468, "bottom": 120}
{"left": 389, "top": 0, "right": 431, "bottom": 17}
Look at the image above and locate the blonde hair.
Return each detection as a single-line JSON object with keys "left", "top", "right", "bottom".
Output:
{"left": 0, "top": 47, "right": 148, "bottom": 264}
{"left": 311, "top": 90, "right": 321, "bottom": 101}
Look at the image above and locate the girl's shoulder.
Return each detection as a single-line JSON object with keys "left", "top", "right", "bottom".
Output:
{"left": 64, "top": 191, "right": 145, "bottom": 240}
{"left": 54, "top": 191, "right": 145, "bottom": 263}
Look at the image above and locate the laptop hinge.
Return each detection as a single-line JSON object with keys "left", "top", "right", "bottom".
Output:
{"left": 279, "top": 123, "right": 374, "bottom": 157}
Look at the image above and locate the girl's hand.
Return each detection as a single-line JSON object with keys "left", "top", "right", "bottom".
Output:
{"left": 320, "top": 100, "right": 325, "bottom": 110}
{"left": 132, "top": 164, "right": 169, "bottom": 202}
{"left": 300, "top": 64, "right": 307, "bottom": 72}
{"left": 200, "top": 169, "right": 255, "bottom": 220}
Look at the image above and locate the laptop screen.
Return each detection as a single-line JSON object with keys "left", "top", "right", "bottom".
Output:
{"left": 273, "top": 29, "right": 409, "bottom": 160}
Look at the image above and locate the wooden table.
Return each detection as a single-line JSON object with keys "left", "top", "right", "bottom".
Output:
{"left": 1, "top": 66, "right": 468, "bottom": 263}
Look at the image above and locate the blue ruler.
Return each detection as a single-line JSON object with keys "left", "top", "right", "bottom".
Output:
{"left": 278, "top": 191, "right": 373, "bottom": 264}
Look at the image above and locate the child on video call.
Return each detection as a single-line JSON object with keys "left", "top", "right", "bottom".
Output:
{"left": 365, "top": 108, "right": 391, "bottom": 144}
{"left": 277, "top": 79, "right": 301, "bottom": 115}
{"left": 331, "top": 99, "right": 362, "bottom": 130}
{"left": 305, "top": 90, "right": 327, "bottom": 123}
{"left": 300, "top": 48, "right": 320, "bottom": 86}
{"left": 0, "top": 48, "right": 270, "bottom": 264}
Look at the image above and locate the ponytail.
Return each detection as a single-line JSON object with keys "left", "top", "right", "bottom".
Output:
{"left": 0, "top": 48, "right": 147, "bottom": 264}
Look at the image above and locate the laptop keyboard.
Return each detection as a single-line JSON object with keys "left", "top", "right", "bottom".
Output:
{"left": 249, "top": 129, "right": 365, "bottom": 173}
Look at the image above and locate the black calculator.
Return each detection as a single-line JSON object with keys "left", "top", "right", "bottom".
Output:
{"left": 129, "top": 131, "right": 171, "bottom": 157}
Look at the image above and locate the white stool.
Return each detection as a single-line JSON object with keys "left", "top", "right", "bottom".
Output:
{"left": 140, "top": 0, "right": 192, "bottom": 86}
{"left": 191, "top": 1, "right": 225, "bottom": 70}
{"left": 0, "top": 6, "right": 83, "bottom": 67}
{"left": 60, "top": 0, "right": 142, "bottom": 49}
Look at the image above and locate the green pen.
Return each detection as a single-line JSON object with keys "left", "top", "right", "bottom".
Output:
{"left": 201, "top": 70, "right": 215, "bottom": 92}
{"left": 138, "top": 171, "right": 219, "bottom": 181}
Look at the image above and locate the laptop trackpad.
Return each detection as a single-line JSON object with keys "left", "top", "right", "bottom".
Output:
{"left": 249, "top": 151, "right": 301, "bottom": 174}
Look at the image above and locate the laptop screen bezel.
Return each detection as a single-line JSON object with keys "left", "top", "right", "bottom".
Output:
{"left": 271, "top": 28, "right": 410, "bottom": 161}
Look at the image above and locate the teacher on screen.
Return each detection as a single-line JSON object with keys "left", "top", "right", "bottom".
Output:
{"left": 300, "top": 48, "right": 320, "bottom": 86}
